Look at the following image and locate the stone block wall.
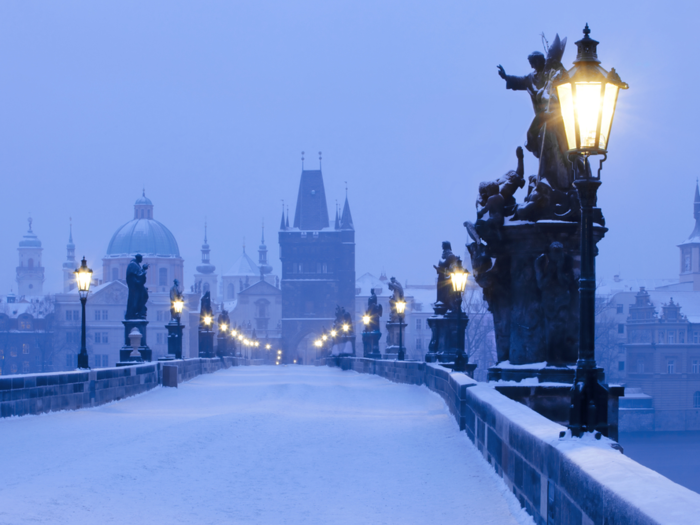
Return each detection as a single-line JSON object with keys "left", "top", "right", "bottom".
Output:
{"left": 324, "top": 357, "right": 700, "bottom": 525}
{"left": 0, "top": 356, "right": 240, "bottom": 419}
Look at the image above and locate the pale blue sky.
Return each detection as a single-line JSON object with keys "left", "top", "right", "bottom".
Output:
{"left": 0, "top": 1, "right": 695, "bottom": 292}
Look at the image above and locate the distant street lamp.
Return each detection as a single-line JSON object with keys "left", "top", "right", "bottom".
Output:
{"left": 450, "top": 259, "right": 468, "bottom": 372}
{"left": 74, "top": 257, "right": 92, "bottom": 369}
{"left": 362, "top": 314, "right": 370, "bottom": 326}
{"left": 395, "top": 300, "right": 406, "bottom": 361}
{"left": 554, "top": 24, "right": 628, "bottom": 438}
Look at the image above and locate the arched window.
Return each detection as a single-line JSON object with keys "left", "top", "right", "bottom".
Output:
{"left": 694, "top": 392, "right": 700, "bottom": 409}
{"left": 28, "top": 258, "right": 34, "bottom": 268}
{"left": 159, "top": 268, "right": 168, "bottom": 287}
{"left": 227, "top": 283, "right": 235, "bottom": 299}
{"left": 112, "top": 267, "right": 119, "bottom": 281}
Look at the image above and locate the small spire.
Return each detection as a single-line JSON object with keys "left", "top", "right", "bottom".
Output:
{"left": 319, "top": 151, "right": 322, "bottom": 170}
{"left": 142, "top": 187, "right": 146, "bottom": 197}
{"left": 243, "top": 237, "right": 246, "bottom": 253}
{"left": 261, "top": 219, "right": 266, "bottom": 244}
{"left": 280, "top": 201, "right": 286, "bottom": 231}
{"left": 286, "top": 206, "right": 290, "bottom": 228}
{"left": 695, "top": 179, "right": 700, "bottom": 203}
{"left": 301, "top": 151, "right": 305, "bottom": 170}
{"left": 204, "top": 219, "right": 208, "bottom": 244}
{"left": 28, "top": 216, "right": 33, "bottom": 233}
{"left": 69, "top": 217, "right": 73, "bottom": 243}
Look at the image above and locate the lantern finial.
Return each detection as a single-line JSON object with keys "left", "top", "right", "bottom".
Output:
{"left": 575, "top": 24, "right": 600, "bottom": 63}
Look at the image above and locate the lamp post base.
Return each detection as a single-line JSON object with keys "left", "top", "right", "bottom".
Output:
{"left": 77, "top": 352, "right": 89, "bottom": 370}
{"left": 199, "top": 329, "right": 215, "bottom": 358}
{"left": 166, "top": 321, "right": 184, "bottom": 360}
{"left": 362, "top": 331, "right": 382, "bottom": 359}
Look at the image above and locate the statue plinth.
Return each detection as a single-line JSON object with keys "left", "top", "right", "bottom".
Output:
{"left": 119, "top": 319, "right": 152, "bottom": 363}
{"left": 362, "top": 330, "right": 382, "bottom": 359}
{"left": 216, "top": 333, "right": 229, "bottom": 357}
{"left": 472, "top": 220, "right": 606, "bottom": 373}
{"left": 332, "top": 335, "right": 356, "bottom": 357}
{"left": 199, "top": 328, "right": 215, "bottom": 358}
{"left": 384, "top": 320, "right": 406, "bottom": 359}
{"left": 166, "top": 319, "right": 184, "bottom": 360}
{"left": 425, "top": 311, "right": 468, "bottom": 364}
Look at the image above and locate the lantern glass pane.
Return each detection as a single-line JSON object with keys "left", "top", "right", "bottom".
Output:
{"left": 76, "top": 270, "right": 92, "bottom": 292}
{"left": 599, "top": 83, "right": 619, "bottom": 151}
{"left": 574, "top": 82, "right": 602, "bottom": 149}
{"left": 556, "top": 83, "right": 577, "bottom": 150}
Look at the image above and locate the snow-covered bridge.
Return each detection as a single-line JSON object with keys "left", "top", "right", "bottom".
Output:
{"left": 0, "top": 366, "right": 532, "bottom": 525}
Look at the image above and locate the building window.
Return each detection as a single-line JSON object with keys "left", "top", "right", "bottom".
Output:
{"left": 668, "top": 332, "right": 675, "bottom": 344}
{"left": 73, "top": 310, "right": 79, "bottom": 321}
{"left": 685, "top": 252, "right": 692, "bottom": 272}
{"left": 616, "top": 304, "right": 623, "bottom": 314}
{"left": 22, "top": 362, "right": 30, "bottom": 373}
{"left": 658, "top": 331, "right": 665, "bottom": 343}
{"left": 680, "top": 331, "right": 686, "bottom": 343}
{"left": 22, "top": 344, "right": 29, "bottom": 354}
{"left": 18, "top": 317, "right": 32, "bottom": 330}
{"left": 156, "top": 311, "right": 162, "bottom": 322}
{"left": 416, "top": 339, "right": 422, "bottom": 351}
{"left": 694, "top": 392, "right": 700, "bottom": 409}
{"left": 10, "top": 348, "right": 17, "bottom": 357}
{"left": 618, "top": 361, "right": 625, "bottom": 371}
{"left": 95, "top": 310, "right": 101, "bottom": 321}
{"left": 637, "top": 362, "right": 645, "bottom": 373}
{"left": 667, "top": 359, "right": 675, "bottom": 374}
{"left": 693, "top": 360, "right": 699, "bottom": 374}
{"left": 618, "top": 324, "right": 624, "bottom": 334}
{"left": 10, "top": 363, "right": 17, "bottom": 374}
{"left": 102, "top": 310, "right": 108, "bottom": 320}
{"left": 95, "top": 332, "right": 101, "bottom": 344}
{"left": 416, "top": 318, "right": 422, "bottom": 330}
{"left": 66, "top": 310, "right": 72, "bottom": 321}
{"left": 159, "top": 268, "right": 168, "bottom": 287}
{"left": 28, "top": 258, "right": 34, "bottom": 268}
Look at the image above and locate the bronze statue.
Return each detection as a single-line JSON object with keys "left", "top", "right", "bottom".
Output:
{"left": 169, "top": 279, "right": 183, "bottom": 320}
{"left": 365, "top": 289, "right": 383, "bottom": 332}
{"left": 388, "top": 277, "right": 405, "bottom": 322}
{"left": 433, "top": 241, "right": 458, "bottom": 310}
{"left": 199, "top": 291, "right": 213, "bottom": 328}
{"left": 217, "top": 307, "right": 230, "bottom": 329}
{"left": 125, "top": 254, "right": 149, "bottom": 320}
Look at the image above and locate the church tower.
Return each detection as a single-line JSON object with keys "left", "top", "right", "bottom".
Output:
{"left": 279, "top": 155, "right": 355, "bottom": 363}
{"left": 62, "top": 220, "right": 78, "bottom": 292}
{"left": 194, "top": 223, "right": 218, "bottom": 301}
{"left": 16, "top": 218, "right": 45, "bottom": 297}
{"left": 258, "top": 221, "right": 273, "bottom": 280}
{"left": 679, "top": 181, "right": 700, "bottom": 291}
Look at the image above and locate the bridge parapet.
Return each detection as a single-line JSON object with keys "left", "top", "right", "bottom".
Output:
{"left": 323, "top": 357, "right": 700, "bottom": 525}
{"left": 0, "top": 356, "right": 240, "bottom": 418}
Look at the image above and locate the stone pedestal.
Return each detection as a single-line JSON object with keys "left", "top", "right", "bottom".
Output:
{"left": 385, "top": 320, "right": 406, "bottom": 359}
{"left": 362, "top": 330, "right": 381, "bottom": 359}
{"left": 199, "top": 329, "right": 215, "bottom": 358}
{"left": 166, "top": 320, "right": 184, "bottom": 360}
{"left": 217, "top": 333, "right": 228, "bottom": 357}
{"left": 471, "top": 221, "right": 606, "bottom": 367}
{"left": 332, "top": 335, "right": 356, "bottom": 356}
{"left": 119, "top": 319, "right": 152, "bottom": 363}
{"left": 425, "top": 313, "right": 468, "bottom": 364}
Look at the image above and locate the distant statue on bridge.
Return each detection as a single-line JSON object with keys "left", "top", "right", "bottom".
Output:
{"left": 388, "top": 277, "right": 404, "bottom": 322}
{"left": 199, "top": 291, "right": 213, "bottom": 328}
{"left": 126, "top": 254, "right": 149, "bottom": 320}
{"left": 365, "top": 289, "right": 383, "bottom": 332}
{"left": 169, "top": 279, "right": 183, "bottom": 321}
{"left": 433, "top": 241, "right": 458, "bottom": 312}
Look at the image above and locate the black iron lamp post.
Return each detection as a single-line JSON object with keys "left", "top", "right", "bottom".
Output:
{"left": 555, "top": 24, "right": 628, "bottom": 437}
{"left": 74, "top": 257, "right": 92, "bottom": 369}
{"left": 166, "top": 295, "right": 185, "bottom": 359}
{"left": 450, "top": 260, "right": 469, "bottom": 372}
{"left": 395, "top": 300, "right": 406, "bottom": 360}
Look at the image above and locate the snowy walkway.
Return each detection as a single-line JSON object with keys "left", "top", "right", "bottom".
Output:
{"left": 0, "top": 366, "right": 532, "bottom": 524}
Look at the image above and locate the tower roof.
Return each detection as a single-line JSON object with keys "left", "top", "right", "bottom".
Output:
{"left": 340, "top": 195, "right": 354, "bottom": 230}
{"left": 293, "top": 170, "right": 329, "bottom": 230}
{"left": 224, "top": 247, "right": 260, "bottom": 277}
{"left": 19, "top": 218, "right": 42, "bottom": 248}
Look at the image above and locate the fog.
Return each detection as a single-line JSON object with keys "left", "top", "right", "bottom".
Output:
{"left": 0, "top": 0, "right": 696, "bottom": 292}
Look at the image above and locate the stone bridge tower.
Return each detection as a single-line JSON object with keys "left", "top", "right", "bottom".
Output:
{"left": 279, "top": 162, "right": 355, "bottom": 363}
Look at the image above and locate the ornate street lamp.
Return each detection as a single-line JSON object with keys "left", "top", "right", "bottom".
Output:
{"left": 450, "top": 259, "right": 469, "bottom": 372}
{"left": 74, "top": 257, "right": 92, "bottom": 369}
{"left": 342, "top": 323, "right": 350, "bottom": 333}
{"left": 167, "top": 286, "right": 185, "bottom": 360}
{"left": 395, "top": 300, "right": 406, "bottom": 361}
{"left": 555, "top": 24, "right": 627, "bottom": 438}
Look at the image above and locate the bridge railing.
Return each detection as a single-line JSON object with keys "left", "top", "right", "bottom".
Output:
{"left": 322, "top": 356, "right": 700, "bottom": 525}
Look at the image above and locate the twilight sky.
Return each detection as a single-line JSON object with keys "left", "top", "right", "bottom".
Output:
{"left": 0, "top": 0, "right": 696, "bottom": 294}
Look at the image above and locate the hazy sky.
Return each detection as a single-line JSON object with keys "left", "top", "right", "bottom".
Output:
{"left": 0, "top": 1, "right": 697, "bottom": 294}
